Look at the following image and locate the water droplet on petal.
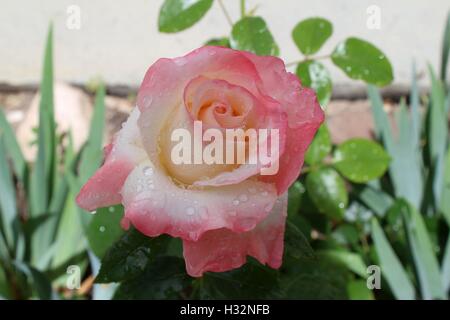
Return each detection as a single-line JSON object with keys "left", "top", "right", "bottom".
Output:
{"left": 239, "top": 194, "right": 248, "bottom": 202}
{"left": 233, "top": 199, "right": 240, "bottom": 206}
{"left": 186, "top": 207, "right": 195, "bottom": 216}
{"left": 143, "top": 166, "right": 153, "bottom": 176}
{"left": 228, "top": 210, "right": 237, "bottom": 217}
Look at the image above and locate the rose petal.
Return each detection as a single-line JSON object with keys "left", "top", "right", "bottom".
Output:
{"left": 137, "top": 47, "right": 287, "bottom": 187}
{"left": 182, "top": 193, "right": 287, "bottom": 277}
{"left": 76, "top": 108, "right": 147, "bottom": 211}
{"left": 241, "top": 52, "right": 324, "bottom": 194}
{"left": 121, "top": 160, "right": 278, "bottom": 241}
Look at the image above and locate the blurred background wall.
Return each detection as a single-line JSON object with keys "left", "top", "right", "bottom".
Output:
{"left": 0, "top": 0, "right": 448, "bottom": 89}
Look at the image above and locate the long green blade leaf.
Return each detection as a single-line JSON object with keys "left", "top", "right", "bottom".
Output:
{"left": 0, "top": 134, "right": 17, "bottom": 251}
{"left": 401, "top": 201, "right": 446, "bottom": 299}
{"left": 371, "top": 218, "right": 415, "bottom": 300}
{"left": 0, "top": 109, "right": 26, "bottom": 182}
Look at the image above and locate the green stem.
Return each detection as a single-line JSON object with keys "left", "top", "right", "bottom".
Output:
{"left": 218, "top": 0, "right": 233, "bottom": 27}
{"left": 285, "top": 54, "right": 332, "bottom": 68}
{"left": 240, "top": 0, "right": 246, "bottom": 18}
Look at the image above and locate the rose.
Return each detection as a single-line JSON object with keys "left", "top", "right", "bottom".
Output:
{"left": 76, "top": 46, "right": 324, "bottom": 277}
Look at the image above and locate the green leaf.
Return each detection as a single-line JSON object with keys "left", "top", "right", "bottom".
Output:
{"left": 333, "top": 138, "right": 390, "bottom": 183}
{"left": 371, "top": 218, "right": 415, "bottom": 300}
{"left": 0, "top": 109, "right": 26, "bottom": 182}
{"left": 30, "top": 25, "right": 55, "bottom": 218}
{"left": 440, "top": 11, "right": 450, "bottom": 82}
{"left": 292, "top": 17, "right": 332, "bottom": 55}
{"left": 427, "top": 66, "right": 448, "bottom": 208}
{"left": 347, "top": 280, "right": 374, "bottom": 300}
{"left": 198, "top": 259, "right": 279, "bottom": 299}
{"left": 96, "top": 229, "right": 169, "bottom": 283}
{"left": 367, "top": 85, "right": 423, "bottom": 208}
{"left": 0, "top": 134, "right": 17, "bottom": 250}
{"left": 285, "top": 220, "right": 315, "bottom": 260}
{"left": 78, "top": 84, "right": 106, "bottom": 185}
{"left": 14, "top": 262, "right": 52, "bottom": 300}
{"left": 354, "top": 184, "right": 393, "bottom": 217}
{"left": 158, "top": 0, "right": 213, "bottom": 33}
{"left": 442, "top": 235, "right": 450, "bottom": 293}
{"left": 317, "top": 250, "right": 367, "bottom": 278}
{"left": 114, "top": 256, "right": 190, "bottom": 299}
{"left": 49, "top": 190, "right": 86, "bottom": 269}
{"left": 287, "top": 181, "right": 304, "bottom": 216}
{"left": 205, "top": 37, "right": 230, "bottom": 47}
{"left": 230, "top": 16, "right": 279, "bottom": 56}
{"left": 400, "top": 200, "right": 446, "bottom": 299}
{"left": 306, "top": 167, "right": 348, "bottom": 220}
{"left": 86, "top": 205, "right": 125, "bottom": 259}
{"left": 29, "top": 26, "right": 58, "bottom": 266}
{"left": 331, "top": 224, "right": 360, "bottom": 247}
{"left": 441, "top": 147, "right": 450, "bottom": 227}
{"left": 304, "top": 124, "right": 331, "bottom": 165}
{"left": 332, "top": 37, "right": 393, "bottom": 86}
{"left": 281, "top": 256, "right": 350, "bottom": 299}
{"left": 0, "top": 264, "right": 10, "bottom": 299}
{"left": 296, "top": 61, "right": 332, "bottom": 107}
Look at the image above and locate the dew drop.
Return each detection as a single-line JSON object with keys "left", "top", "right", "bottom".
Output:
{"left": 228, "top": 210, "right": 237, "bottom": 217}
{"left": 265, "top": 204, "right": 272, "bottom": 212}
{"left": 261, "top": 191, "right": 268, "bottom": 196}
{"left": 233, "top": 199, "right": 240, "bottom": 206}
{"left": 199, "top": 207, "right": 208, "bottom": 219}
{"left": 99, "top": 226, "right": 106, "bottom": 232}
{"left": 90, "top": 210, "right": 97, "bottom": 215}
{"left": 186, "top": 207, "right": 195, "bottom": 216}
{"left": 143, "top": 166, "right": 153, "bottom": 176}
{"left": 108, "top": 207, "right": 115, "bottom": 213}
{"left": 338, "top": 202, "right": 345, "bottom": 209}
{"left": 189, "top": 231, "right": 198, "bottom": 240}
{"left": 239, "top": 194, "right": 248, "bottom": 202}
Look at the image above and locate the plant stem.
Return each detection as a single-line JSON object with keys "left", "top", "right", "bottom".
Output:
{"left": 285, "top": 54, "right": 332, "bottom": 68}
{"left": 240, "top": 0, "right": 246, "bottom": 18}
{"left": 218, "top": 0, "right": 234, "bottom": 27}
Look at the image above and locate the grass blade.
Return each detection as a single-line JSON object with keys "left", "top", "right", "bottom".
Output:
{"left": 0, "top": 134, "right": 17, "bottom": 251}
{"left": 371, "top": 218, "right": 415, "bottom": 300}
{"left": 78, "top": 84, "right": 106, "bottom": 185}
{"left": 427, "top": 65, "right": 448, "bottom": 208}
{"left": 29, "top": 25, "right": 55, "bottom": 217}
{"left": 442, "top": 236, "right": 450, "bottom": 293}
{"left": 440, "top": 11, "right": 450, "bottom": 83}
{"left": 29, "top": 25, "right": 57, "bottom": 265}
{"left": 368, "top": 85, "right": 423, "bottom": 208}
{"left": 0, "top": 109, "right": 27, "bottom": 182}
{"left": 401, "top": 200, "right": 446, "bottom": 299}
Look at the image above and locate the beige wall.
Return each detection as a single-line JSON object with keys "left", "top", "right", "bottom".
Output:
{"left": 0, "top": 0, "right": 448, "bottom": 87}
